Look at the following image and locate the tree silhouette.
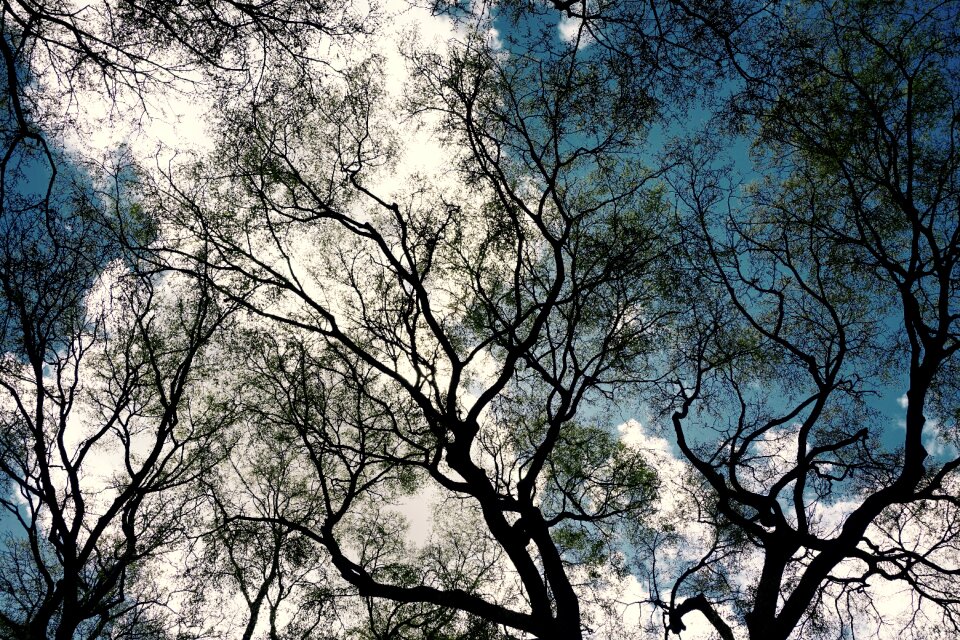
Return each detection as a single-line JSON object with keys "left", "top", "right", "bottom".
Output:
{"left": 2, "top": 1, "right": 959, "bottom": 638}
{"left": 654, "top": 2, "right": 960, "bottom": 638}
{"left": 155, "top": 14, "right": 676, "bottom": 637}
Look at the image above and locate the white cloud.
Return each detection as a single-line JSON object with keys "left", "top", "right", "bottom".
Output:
{"left": 557, "top": 3, "right": 596, "bottom": 50}
{"left": 558, "top": 14, "right": 586, "bottom": 45}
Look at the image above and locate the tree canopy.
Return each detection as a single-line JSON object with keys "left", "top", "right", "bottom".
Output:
{"left": 1, "top": 0, "right": 958, "bottom": 639}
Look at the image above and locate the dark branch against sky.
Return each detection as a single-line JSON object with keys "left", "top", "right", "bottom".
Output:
{"left": 0, "top": 1, "right": 958, "bottom": 639}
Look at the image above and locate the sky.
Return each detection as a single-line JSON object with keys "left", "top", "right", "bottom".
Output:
{"left": 0, "top": 1, "right": 954, "bottom": 638}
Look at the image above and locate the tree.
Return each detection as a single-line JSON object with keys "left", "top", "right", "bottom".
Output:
{"left": 653, "top": 1, "right": 960, "bottom": 638}
{"left": 4, "top": 0, "right": 960, "bottom": 638}
{"left": 152, "top": 7, "right": 685, "bottom": 637}
{"left": 0, "top": 0, "right": 371, "bottom": 125}
{"left": 0, "top": 0, "right": 374, "bottom": 233}
{"left": 0, "top": 145, "right": 240, "bottom": 637}
{"left": 0, "top": 1, "right": 371, "bottom": 637}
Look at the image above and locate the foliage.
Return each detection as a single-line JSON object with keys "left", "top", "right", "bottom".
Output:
{"left": 2, "top": 0, "right": 960, "bottom": 639}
